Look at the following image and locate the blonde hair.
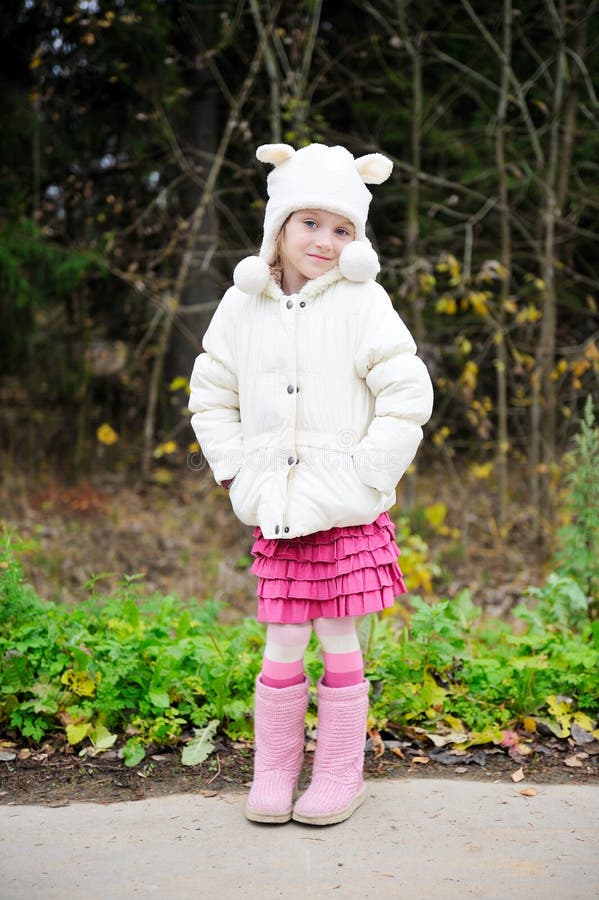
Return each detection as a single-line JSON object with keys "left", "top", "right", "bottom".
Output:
{"left": 270, "top": 216, "right": 290, "bottom": 286}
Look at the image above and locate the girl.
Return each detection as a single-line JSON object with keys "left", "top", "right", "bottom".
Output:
{"left": 189, "top": 143, "right": 433, "bottom": 826}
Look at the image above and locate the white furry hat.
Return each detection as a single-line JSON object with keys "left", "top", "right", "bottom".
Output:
{"left": 233, "top": 143, "right": 393, "bottom": 294}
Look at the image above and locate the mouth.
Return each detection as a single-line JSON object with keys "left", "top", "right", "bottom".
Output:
{"left": 308, "top": 253, "right": 332, "bottom": 261}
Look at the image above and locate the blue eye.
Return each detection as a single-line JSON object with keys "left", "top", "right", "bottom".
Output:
{"left": 304, "top": 219, "right": 317, "bottom": 228}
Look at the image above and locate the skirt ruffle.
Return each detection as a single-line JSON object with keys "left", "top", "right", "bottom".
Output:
{"left": 252, "top": 512, "right": 406, "bottom": 624}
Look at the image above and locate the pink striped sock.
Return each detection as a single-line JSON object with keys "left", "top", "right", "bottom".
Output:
{"left": 260, "top": 622, "right": 312, "bottom": 688}
{"left": 313, "top": 616, "right": 364, "bottom": 688}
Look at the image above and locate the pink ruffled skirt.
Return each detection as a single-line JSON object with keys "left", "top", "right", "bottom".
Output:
{"left": 251, "top": 512, "right": 406, "bottom": 624}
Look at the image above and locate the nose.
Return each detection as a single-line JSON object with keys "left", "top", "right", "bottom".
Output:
{"left": 315, "top": 229, "right": 333, "bottom": 249}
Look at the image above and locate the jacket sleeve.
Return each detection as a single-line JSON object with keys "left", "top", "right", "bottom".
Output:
{"left": 188, "top": 290, "right": 243, "bottom": 484}
{"left": 353, "top": 284, "right": 434, "bottom": 494}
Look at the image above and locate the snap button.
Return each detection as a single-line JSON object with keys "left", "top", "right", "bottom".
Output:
{"left": 284, "top": 526, "right": 290, "bottom": 533}
{"left": 299, "top": 301, "right": 306, "bottom": 308}
{"left": 287, "top": 456, "right": 297, "bottom": 466}
{"left": 287, "top": 385, "right": 295, "bottom": 394}
{"left": 274, "top": 525, "right": 280, "bottom": 535}
{"left": 286, "top": 299, "right": 293, "bottom": 309}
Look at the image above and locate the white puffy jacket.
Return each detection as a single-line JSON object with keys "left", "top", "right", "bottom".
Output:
{"left": 189, "top": 268, "right": 433, "bottom": 539}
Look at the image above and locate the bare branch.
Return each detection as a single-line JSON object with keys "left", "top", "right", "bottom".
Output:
{"left": 142, "top": 38, "right": 266, "bottom": 476}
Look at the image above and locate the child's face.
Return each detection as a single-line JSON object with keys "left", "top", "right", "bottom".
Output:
{"left": 281, "top": 209, "right": 355, "bottom": 292}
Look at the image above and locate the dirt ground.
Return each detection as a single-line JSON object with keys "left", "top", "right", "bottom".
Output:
{"left": 2, "top": 463, "right": 594, "bottom": 807}
{"left": 2, "top": 733, "right": 598, "bottom": 808}
{"left": 0, "top": 461, "right": 547, "bottom": 619}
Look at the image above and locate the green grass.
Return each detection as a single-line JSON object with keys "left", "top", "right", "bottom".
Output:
{"left": 1, "top": 529, "right": 598, "bottom": 766}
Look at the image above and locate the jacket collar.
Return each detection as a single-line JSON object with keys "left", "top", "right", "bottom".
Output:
{"left": 263, "top": 267, "right": 344, "bottom": 303}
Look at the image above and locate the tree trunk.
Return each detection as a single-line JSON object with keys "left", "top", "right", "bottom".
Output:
{"left": 495, "top": 0, "right": 512, "bottom": 526}
{"left": 535, "top": 0, "right": 566, "bottom": 524}
{"left": 167, "top": 86, "right": 220, "bottom": 385}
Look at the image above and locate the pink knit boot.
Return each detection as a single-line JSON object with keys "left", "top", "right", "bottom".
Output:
{"left": 245, "top": 676, "right": 309, "bottom": 823}
{"left": 292, "top": 678, "right": 369, "bottom": 826}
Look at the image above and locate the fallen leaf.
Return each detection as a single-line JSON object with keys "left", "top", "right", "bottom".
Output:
{"left": 0, "top": 751, "right": 16, "bottom": 762}
{"left": 430, "top": 751, "right": 468, "bottom": 766}
{"left": 369, "top": 729, "right": 385, "bottom": 759}
{"left": 412, "top": 756, "right": 430, "bottom": 765}
{"left": 390, "top": 747, "right": 405, "bottom": 759}
{"left": 564, "top": 755, "right": 583, "bottom": 768}
{"left": 571, "top": 723, "right": 595, "bottom": 745}
{"left": 511, "top": 767, "right": 525, "bottom": 783}
{"left": 426, "top": 731, "right": 469, "bottom": 748}
{"left": 305, "top": 740, "right": 317, "bottom": 753}
{"left": 200, "top": 789, "right": 219, "bottom": 798}
{"left": 181, "top": 720, "right": 218, "bottom": 767}
{"left": 522, "top": 717, "right": 537, "bottom": 733}
{"left": 520, "top": 787, "right": 537, "bottom": 797}
{"left": 500, "top": 730, "right": 520, "bottom": 748}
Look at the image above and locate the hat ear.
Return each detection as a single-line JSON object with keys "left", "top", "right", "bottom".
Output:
{"left": 354, "top": 153, "right": 393, "bottom": 185}
{"left": 256, "top": 144, "right": 296, "bottom": 166}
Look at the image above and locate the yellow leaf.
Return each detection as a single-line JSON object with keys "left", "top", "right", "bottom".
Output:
{"left": 551, "top": 359, "right": 568, "bottom": 381}
{"left": 30, "top": 54, "right": 42, "bottom": 70}
{"left": 435, "top": 296, "right": 457, "bottom": 315}
{"left": 61, "top": 669, "right": 97, "bottom": 697}
{"left": 153, "top": 440, "right": 177, "bottom": 458}
{"left": 457, "top": 336, "right": 472, "bottom": 356}
{"left": 460, "top": 360, "right": 478, "bottom": 392}
{"left": 516, "top": 304, "right": 542, "bottom": 324}
{"left": 152, "top": 467, "right": 173, "bottom": 485}
{"left": 418, "top": 273, "right": 436, "bottom": 295}
{"left": 96, "top": 423, "right": 119, "bottom": 445}
{"left": 66, "top": 722, "right": 92, "bottom": 745}
{"left": 469, "top": 462, "right": 493, "bottom": 480}
{"left": 436, "top": 253, "right": 461, "bottom": 285}
{"left": 522, "top": 717, "right": 537, "bottom": 733}
{"left": 547, "top": 695, "right": 573, "bottom": 717}
{"left": 433, "top": 426, "right": 451, "bottom": 446}
{"left": 169, "top": 376, "right": 189, "bottom": 392}
{"left": 467, "top": 291, "right": 490, "bottom": 317}
{"left": 425, "top": 503, "right": 447, "bottom": 530}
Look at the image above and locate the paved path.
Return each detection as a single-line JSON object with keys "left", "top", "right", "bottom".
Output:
{"left": 1, "top": 779, "right": 598, "bottom": 899}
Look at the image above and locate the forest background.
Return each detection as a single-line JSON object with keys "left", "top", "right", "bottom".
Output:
{"left": 1, "top": 1, "right": 599, "bottom": 788}
{"left": 1, "top": 0, "right": 599, "bottom": 588}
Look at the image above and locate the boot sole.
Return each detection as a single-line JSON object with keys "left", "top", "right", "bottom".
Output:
{"left": 244, "top": 785, "right": 298, "bottom": 824}
{"left": 245, "top": 805, "right": 293, "bottom": 824}
{"left": 292, "top": 789, "right": 366, "bottom": 826}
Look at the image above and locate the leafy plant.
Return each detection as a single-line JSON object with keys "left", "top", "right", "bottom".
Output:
{"left": 1, "top": 530, "right": 598, "bottom": 763}
{"left": 555, "top": 395, "right": 599, "bottom": 615}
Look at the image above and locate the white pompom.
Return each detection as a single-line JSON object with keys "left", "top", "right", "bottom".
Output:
{"left": 233, "top": 256, "right": 271, "bottom": 294}
{"left": 339, "top": 242, "right": 380, "bottom": 282}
